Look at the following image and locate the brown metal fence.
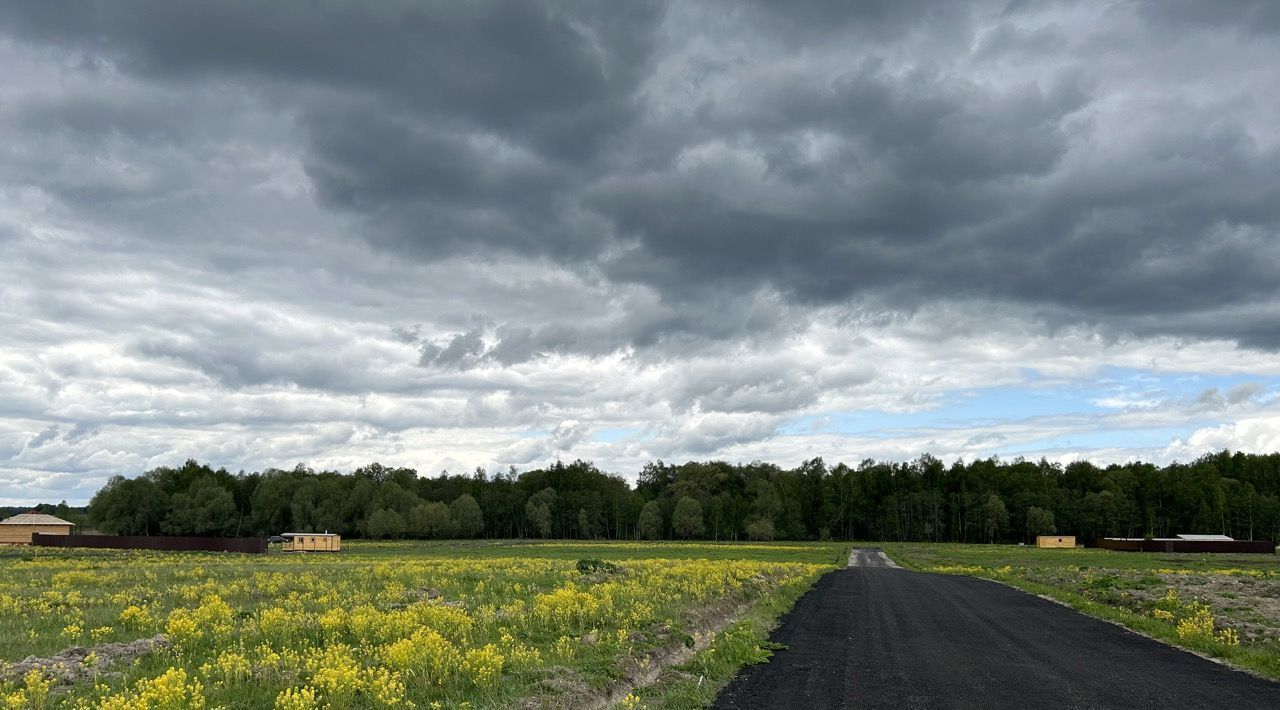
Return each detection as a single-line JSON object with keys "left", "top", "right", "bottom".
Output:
{"left": 32, "top": 533, "right": 268, "bottom": 554}
{"left": 1095, "top": 538, "right": 1275, "bottom": 554}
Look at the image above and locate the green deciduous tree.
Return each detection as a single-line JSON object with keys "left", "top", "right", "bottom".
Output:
{"left": 1025, "top": 506, "right": 1056, "bottom": 540}
{"left": 745, "top": 517, "right": 775, "bottom": 541}
{"left": 637, "top": 500, "right": 662, "bottom": 540}
{"left": 89, "top": 475, "right": 168, "bottom": 535}
{"left": 450, "top": 494, "right": 484, "bottom": 538}
{"left": 981, "top": 493, "right": 1009, "bottom": 544}
{"left": 672, "top": 496, "right": 704, "bottom": 539}
{"left": 525, "top": 487, "right": 556, "bottom": 538}
{"left": 407, "top": 502, "right": 451, "bottom": 538}
{"left": 526, "top": 501, "right": 553, "bottom": 538}
{"left": 163, "top": 475, "right": 237, "bottom": 536}
{"left": 249, "top": 472, "right": 297, "bottom": 535}
{"left": 366, "top": 508, "right": 406, "bottom": 539}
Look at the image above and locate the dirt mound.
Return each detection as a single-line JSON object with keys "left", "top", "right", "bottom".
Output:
{"left": 1, "top": 634, "right": 170, "bottom": 685}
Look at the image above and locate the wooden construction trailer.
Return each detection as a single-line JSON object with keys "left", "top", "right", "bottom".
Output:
{"left": 0, "top": 512, "right": 75, "bottom": 545}
{"left": 1036, "top": 535, "right": 1077, "bottom": 549}
{"left": 281, "top": 532, "right": 341, "bottom": 552}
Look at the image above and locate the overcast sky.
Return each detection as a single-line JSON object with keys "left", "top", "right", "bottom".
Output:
{"left": 3, "top": 1, "right": 1280, "bottom": 504}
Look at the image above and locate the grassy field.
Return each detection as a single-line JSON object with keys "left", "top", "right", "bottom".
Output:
{"left": 882, "top": 542, "right": 1280, "bottom": 681}
{"left": 0, "top": 540, "right": 846, "bottom": 709}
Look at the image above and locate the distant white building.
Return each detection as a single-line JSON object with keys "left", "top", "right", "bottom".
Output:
{"left": 1175, "top": 534, "right": 1234, "bottom": 541}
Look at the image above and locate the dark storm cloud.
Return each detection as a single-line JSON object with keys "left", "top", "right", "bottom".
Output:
{"left": 26, "top": 425, "right": 59, "bottom": 450}
{"left": 418, "top": 329, "right": 487, "bottom": 370}
{"left": 409, "top": 287, "right": 803, "bottom": 370}
{"left": 3, "top": 0, "right": 1280, "bottom": 354}
{"left": 594, "top": 64, "right": 1091, "bottom": 300}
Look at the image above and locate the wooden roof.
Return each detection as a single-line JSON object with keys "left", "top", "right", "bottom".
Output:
{"left": 0, "top": 511, "right": 75, "bottom": 526}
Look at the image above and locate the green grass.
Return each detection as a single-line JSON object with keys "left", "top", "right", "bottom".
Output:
{"left": 338, "top": 539, "right": 850, "bottom": 565}
{"left": 881, "top": 542, "right": 1280, "bottom": 682}
{"left": 879, "top": 542, "right": 1279, "bottom": 573}
{"left": 631, "top": 581, "right": 808, "bottom": 709}
{"left": 342, "top": 540, "right": 850, "bottom": 709}
{"left": 0, "top": 540, "right": 848, "bottom": 708}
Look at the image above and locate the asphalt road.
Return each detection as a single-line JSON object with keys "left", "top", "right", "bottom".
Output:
{"left": 712, "top": 548, "right": 1280, "bottom": 709}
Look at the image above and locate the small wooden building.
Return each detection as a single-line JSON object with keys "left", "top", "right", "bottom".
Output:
{"left": 1036, "top": 535, "right": 1076, "bottom": 549}
{"left": 281, "top": 532, "right": 341, "bottom": 552}
{"left": 0, "top": 512, "right": 75, "bottom": 545}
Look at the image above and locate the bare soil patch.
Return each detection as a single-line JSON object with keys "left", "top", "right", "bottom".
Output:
{"left": 1134, "top": 574, "right": 1280, "bottom": 646}
{"left": 524, "top": 597, "right": 752, "bottom": 709}
{"left": 0, "top": 634, "right": 170, "bottom": 685}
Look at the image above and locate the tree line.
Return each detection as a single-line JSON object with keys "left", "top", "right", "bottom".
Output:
{"left": 85, "top": 451, "right": 1280, "bottom": 543}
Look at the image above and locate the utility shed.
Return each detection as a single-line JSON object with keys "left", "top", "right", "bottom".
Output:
{"left": 1036, "top": 535, "right": 1076, "bottom": 548}
{"left": 0, "top": 512, "right": 75, "bottom": 545}
{"left": 281, "top": 533, "right": 341, "bottom": 552}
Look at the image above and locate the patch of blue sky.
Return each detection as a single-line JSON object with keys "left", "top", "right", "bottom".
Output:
{"left": 1089, "top": 369, "right": 1277, "bottom": 411}
{"left": 926, "top": 386, "right": 1101, "bottom": 424}
{"left": 777, "top": 368, "right": 1275, "bottom": 439}
{"left": 1093, "top": 366, "right": 1273, "bottom": 395}
{"left": 779, "top": 386, "right": 1103, "bottom": 437}
{"left": 1017, "top": 367, "right": 1048, "bottom": 381}
{"left": 995, "top": 425, "right": 1208, "bottom": 456}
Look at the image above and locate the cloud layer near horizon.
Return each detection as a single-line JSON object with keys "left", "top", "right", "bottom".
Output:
{"left": 2, "top": 1, "right": 1279, "bottom": 503}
